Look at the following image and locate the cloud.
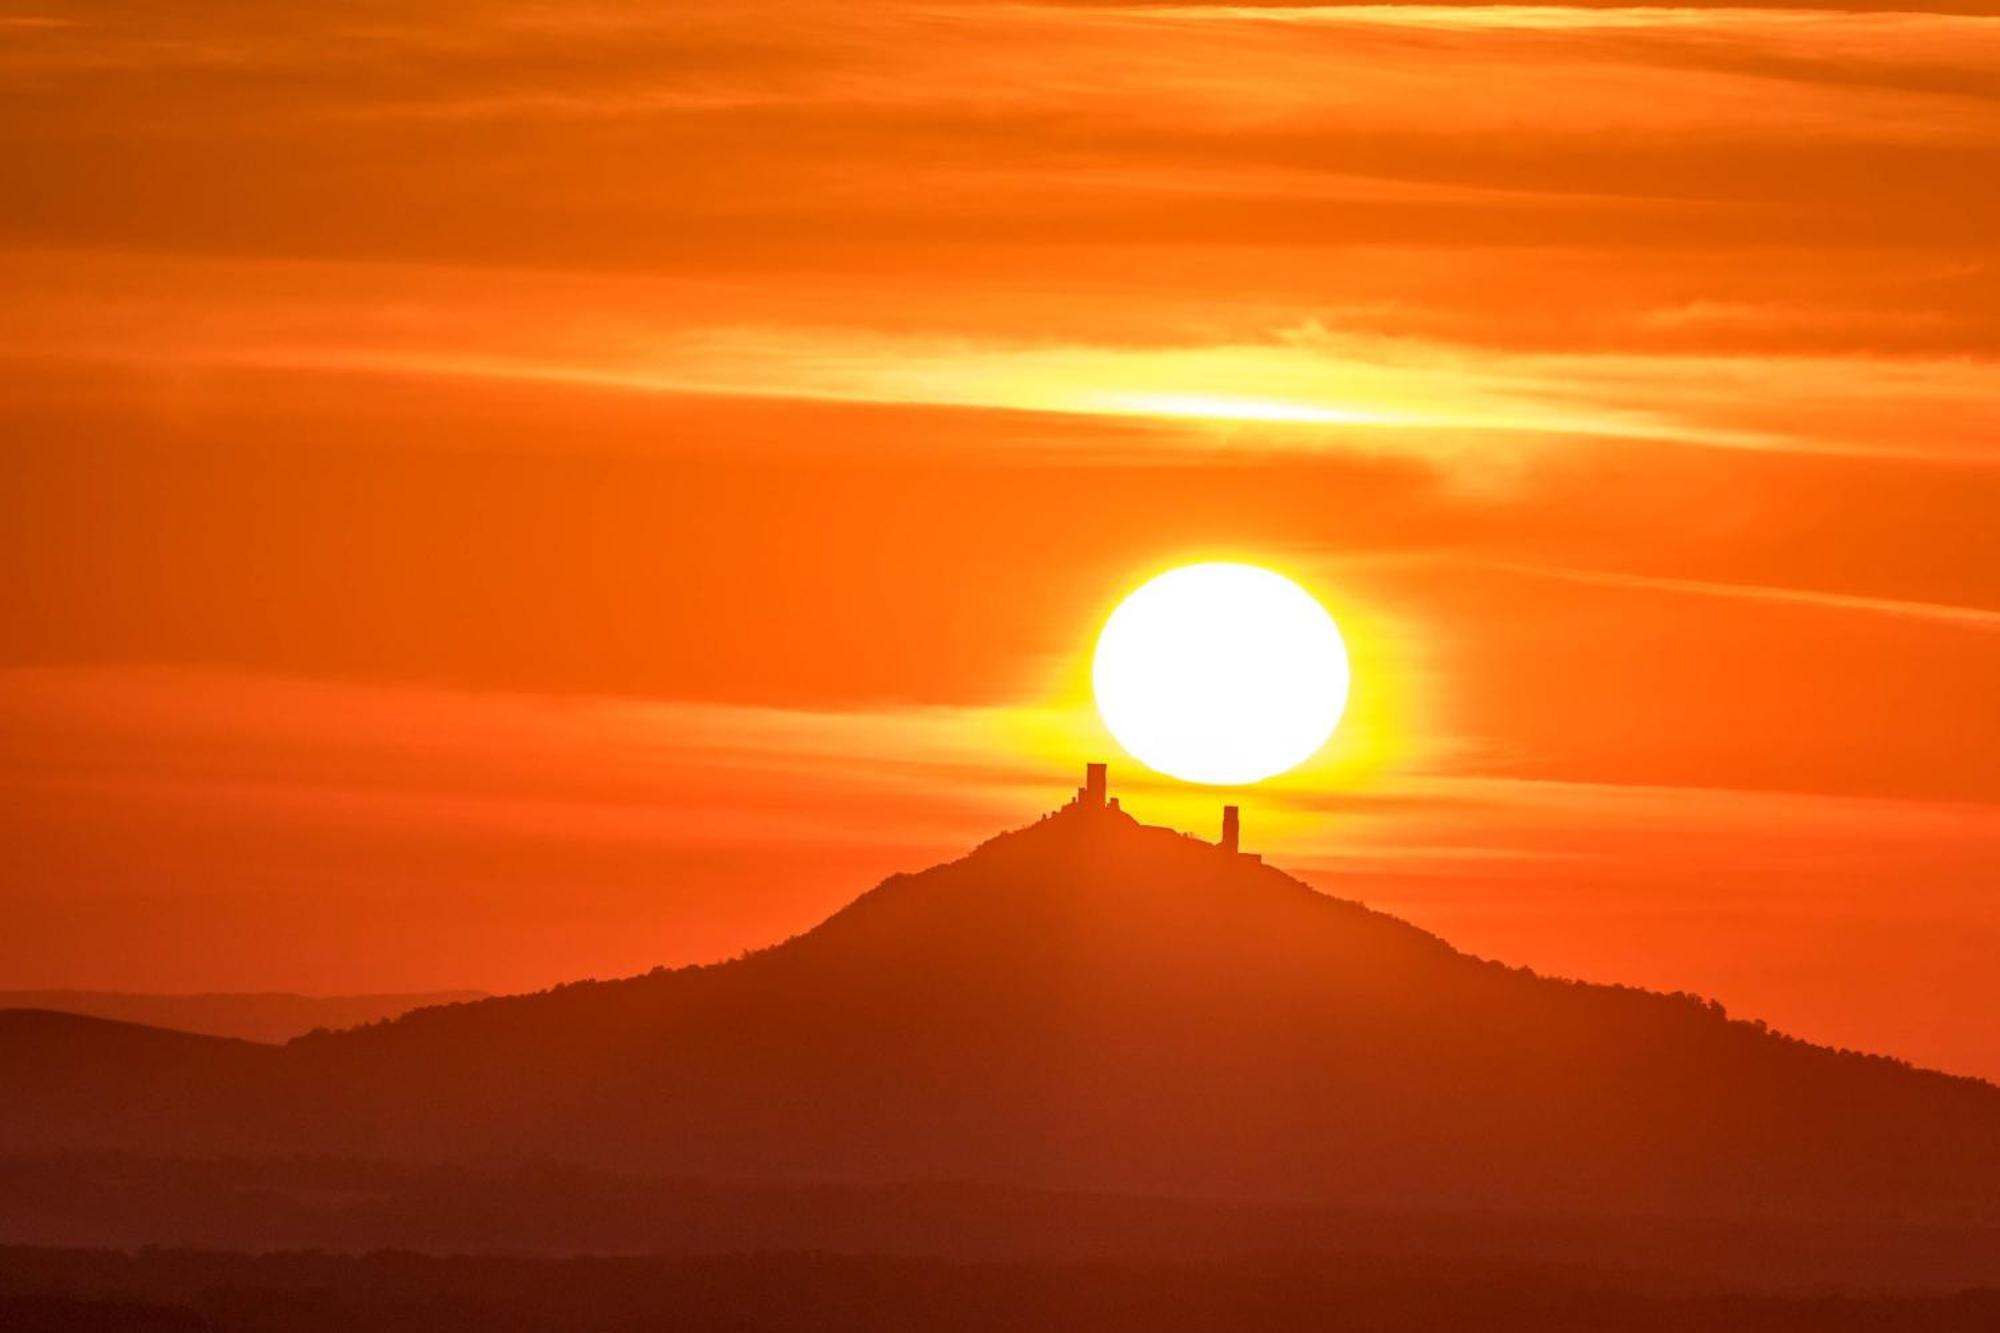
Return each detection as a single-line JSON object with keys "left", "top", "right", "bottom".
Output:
{"left": 7, "top": 1, "right": 1998, "bottom": 266}
{"left": 6, "top": 0, "right": 1997, "bottom": 479}
{"left": 1491, "top": 561, "right": 2000, "bottom": 630}
{"left": 4, "top": 246, "right": 1996, "bottom": 474}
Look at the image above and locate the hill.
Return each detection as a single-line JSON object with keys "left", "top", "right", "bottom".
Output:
{"left": 3, "top": 782, "right": 1997, "bottom": 1233}
{"left": 0, "top": 990, "right": 488, "bottom": 1045}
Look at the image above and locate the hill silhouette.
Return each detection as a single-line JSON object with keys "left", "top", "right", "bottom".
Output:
{"left": 4, "top": 783, "right": 1998, "bottom": 1229}
{"left": 0, "top": 990, "right": 487, "bottom": 1044}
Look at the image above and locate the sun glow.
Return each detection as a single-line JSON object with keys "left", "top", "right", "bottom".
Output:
{"left": 1092, "top": 563, "right": 1351, "bottom": 786}
{"left": 1085, "top": 391, "right": 1401, "bottom": 426}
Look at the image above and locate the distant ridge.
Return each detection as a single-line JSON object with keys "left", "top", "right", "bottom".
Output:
{"left": 3, "top": 772, "right": 1996, "bottom": 1233}
{"left": 0, "top": 990, "right": 488, "bottom": 1044}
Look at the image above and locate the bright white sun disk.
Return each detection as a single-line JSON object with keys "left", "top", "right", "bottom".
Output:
{"left": 1093, "top": 563, "right": 1350, "bottom": 785}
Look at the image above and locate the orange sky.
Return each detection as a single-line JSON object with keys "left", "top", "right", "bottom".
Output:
{"left": 3, "top": 1, "right": 1999, "bottom": 1080}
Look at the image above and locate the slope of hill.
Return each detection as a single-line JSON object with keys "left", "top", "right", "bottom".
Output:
{"left": 0, "top": 990, "right": 488, "bottom": 1044}
{"left": 3, "top": 794, "right": 1997, "bottom": 1231}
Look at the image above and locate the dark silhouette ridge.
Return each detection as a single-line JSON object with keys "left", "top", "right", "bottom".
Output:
{"left": 4, "top": 775, "right": 1998, "bottom": 1237}
{"left": 0, "top": 991, "right": 489, "bottom": 1045}
{"left": 4, "top": 1246, "right": 1999, "bottom": 1333}
{"left": 4, "top": 1153, "right": 1998, "bottom": 1291}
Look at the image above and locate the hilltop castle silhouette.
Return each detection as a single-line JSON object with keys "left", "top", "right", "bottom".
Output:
{"left": 6, "top": 754, "right": 2000, "bottom": 1253}
{"left": 1061, "top": 762, "right": 1252, "bottom": 860}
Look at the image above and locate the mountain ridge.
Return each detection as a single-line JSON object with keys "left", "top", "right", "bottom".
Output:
{"left": 0, "top": 990, "right": 490, "bottom": 1045}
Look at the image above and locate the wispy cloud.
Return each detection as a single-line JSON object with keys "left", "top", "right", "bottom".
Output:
{"left": 7, "top": 249, "right": 1998, "bottom": 469}
{"left": 9, "top": 663, "right": 1996, "bottom": 863}
{"left": 1491, "top": 561, "right": 2000, "bottom": 629}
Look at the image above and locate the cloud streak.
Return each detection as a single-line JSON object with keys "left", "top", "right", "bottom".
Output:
{"left": 1492, "top": 562, "right": 2000, "bottom": 629}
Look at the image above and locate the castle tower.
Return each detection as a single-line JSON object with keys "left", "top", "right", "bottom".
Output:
{"left": 1220, "top": 804, "right": 1240, "bottom": 855}
{"left": 1082, "top": 762, "right": 1107, "bottom": 809}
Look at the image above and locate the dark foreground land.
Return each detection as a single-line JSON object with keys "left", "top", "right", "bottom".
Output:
{"left": 7, "top": 1153, "right": 2000, "bottom": 1294}
{"left": 4, "top": 1247, "right": 1999, "bottom": 1333}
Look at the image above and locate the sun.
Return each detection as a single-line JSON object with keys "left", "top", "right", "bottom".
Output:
{"left": 1092, "top": 563, "right": 1350, "bottom": 786}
